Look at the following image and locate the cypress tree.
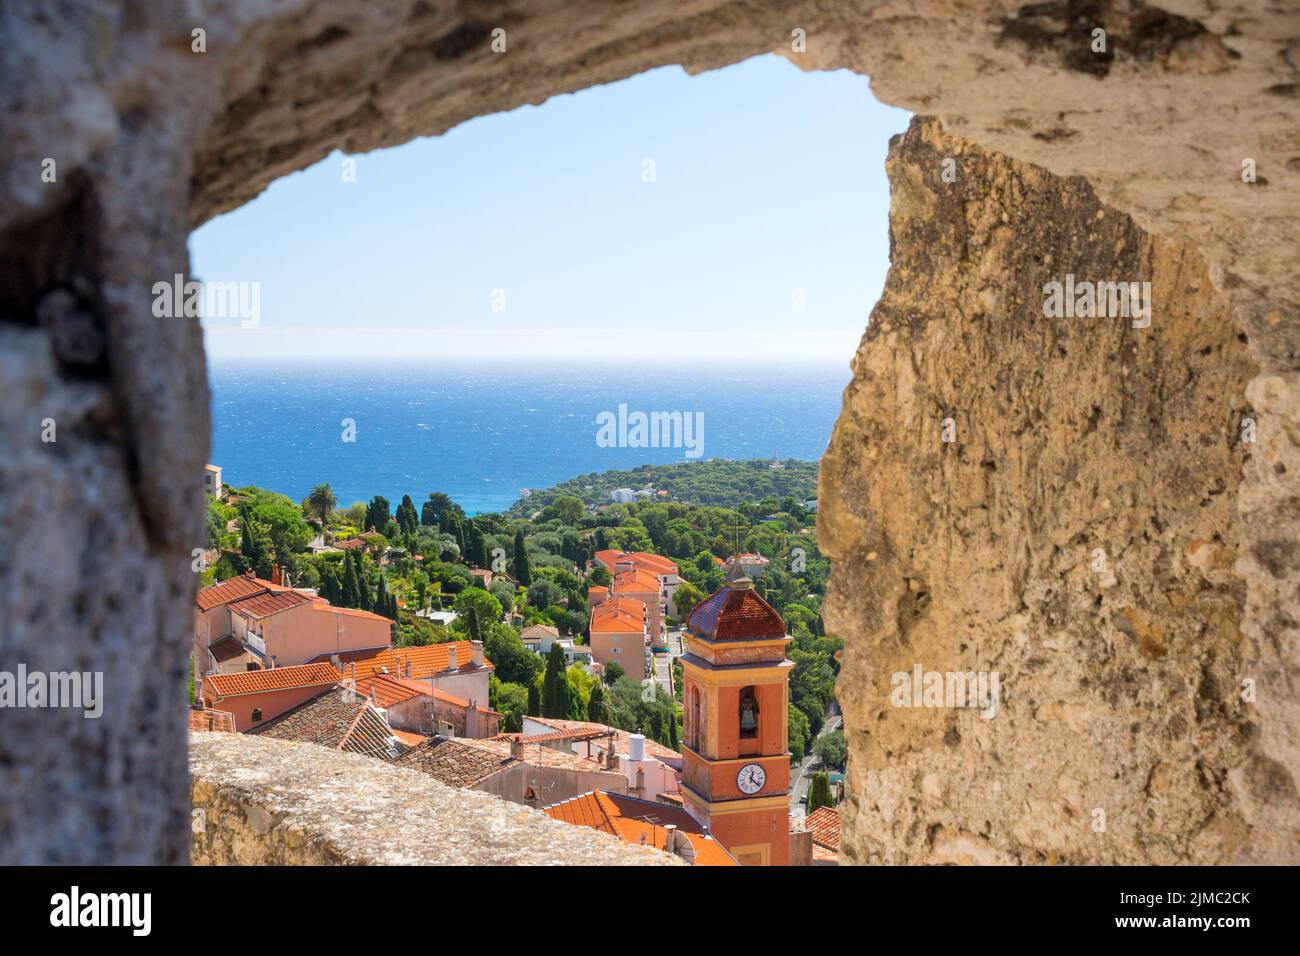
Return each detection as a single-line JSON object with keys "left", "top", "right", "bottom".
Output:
{"left": 526, "top": 680, "right": 540, "bottom": 717}
{"left": 341, "top": 552, "right": 360, "bottom": 608}
{"left": 465, "top": 605, "right": 482, "bottom": 643}
{"left": 356, "top": 552, "right": 372, "bottom": 612}
{"left": 541, "top": 642, "right": 569, "bottom": 718}
{"left": 807, "top": 771, "right": 836, "bottom": 813}
{"left": 513, "top": 529, "right": 532, "bottom": 586}
{"left": 669, "top": 710, "right": 680, "bottom": 751}
{"left": 376, "top": 573, "right": 391, "bottom": 620}
{"left": 587, "top": 684, "right": 606, "bottom": 723}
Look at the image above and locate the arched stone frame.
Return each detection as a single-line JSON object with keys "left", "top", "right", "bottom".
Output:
{"left": 1, "top": 2, "right": 1296, "bottom": 865}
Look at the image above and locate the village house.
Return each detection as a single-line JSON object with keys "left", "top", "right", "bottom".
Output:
{"left": 516, "top": 716, "right": 682, "bottom": 803}
{"left": 249, "top": 686, "right": 404, "bottom": 759}
{"left": 314, "top": 641, "right": 493, "bottom": 714}
{"left": 200, "top": 662, "right": 344, "bottom": 731}
{"left": 520, "top": 623, "right": 559, "bottom": 653}
{"left": 193, "top": 570, "right": 392, "bottom": 675}
{"left": 349, "top": 671, "right": 501, "bottom": 739}
{"left": 594, "top": 549, "right": 680, "bottom": 616}
{"left": 395, "top": 735, "right": 628, "bottom": 807}
{"left": 588, "top": 597, "right": 649, "bottom": 679}
{"left": 802, "top": 805, "right": 841, "bottom": 866}
{"left": 541, "top": 790, "right": 736, "bottom": 865}
{"left": 203, "top": 463, "right": 222, "bottom": 498}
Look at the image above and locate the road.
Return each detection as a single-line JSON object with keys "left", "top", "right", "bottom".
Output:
{"left": 790, "top": 712, "right": 842, "bottom": 821}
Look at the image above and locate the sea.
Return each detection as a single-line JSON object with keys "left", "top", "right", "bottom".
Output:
{"left": 209, "top": 360, "right": 851, "bottom": 514}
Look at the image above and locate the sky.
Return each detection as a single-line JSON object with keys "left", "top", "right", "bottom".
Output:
{"left": 191, "top": 54, "right": 909, "bottom": 363}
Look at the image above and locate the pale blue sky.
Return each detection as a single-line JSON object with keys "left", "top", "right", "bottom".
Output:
{"left": 192, "top": 55, "right": 908, "bottom": 362}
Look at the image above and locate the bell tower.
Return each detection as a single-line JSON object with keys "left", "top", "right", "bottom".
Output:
{"left": 680, "top": 574, "right": 794, "bottom": 865}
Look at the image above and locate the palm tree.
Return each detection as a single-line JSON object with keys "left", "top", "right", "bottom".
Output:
{"left": 307, "top": 483, "right": 337, "bottom": 526}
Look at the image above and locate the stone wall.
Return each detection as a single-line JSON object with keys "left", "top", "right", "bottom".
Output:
{"left": 1, "top": 1, "right": 1295, "bottom": 863}
{"left": 189, "top": 732, "right": 677, "bottom": 865}
{"left": 821, "top": 118, "right": 1275, "bottom": 863}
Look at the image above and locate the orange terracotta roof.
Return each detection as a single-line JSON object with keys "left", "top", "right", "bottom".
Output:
{"left": 590, "top": 598, "right": 646, "bottom": 634}
{"left": 804, "top": 805, "right": 840, "bottom": 852}
{"left": 228, "top": 589, "right": 312, "bottom": 620}
{"left": 320, "top": 641, "right": 491, "bottom": 679}
{"left": 587, "top": 586, "right": 608, "bottom": 597}
{"left": 205, "top": 662, "right": 340, "bottom": 699}
{"left": 195, "top": 572, "right": 285, "bottom": 611}
{"left": 611, "top": 567, "right": 662, "bottom": 594}
{"left": 188, "top": 708, "right": 236, "bottom": 732}
{"left": 542, "top": 791, "right": 735, "bottom": 866}
{"left": 309, "top": 599, "right": 392, "bottom": 624}
{"left": 686, "top": 582, "right": 786, "bottom": 640}
{"left": 347, "top": 672, "right": 494, "bottom": 715}
{"left": 595, "top": 550, "right": 678, "bottom": 576}
{"left": 391, "top": 729, "right": 427, "bottom": 747}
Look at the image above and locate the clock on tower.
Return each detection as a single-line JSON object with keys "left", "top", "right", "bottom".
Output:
{"left": 679, "top": 571, "right": 794, "bottom": 866}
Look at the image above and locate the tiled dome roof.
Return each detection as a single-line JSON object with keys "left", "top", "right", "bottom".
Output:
{"left": 687, "top": 581, "right": 786, "bottom": 640}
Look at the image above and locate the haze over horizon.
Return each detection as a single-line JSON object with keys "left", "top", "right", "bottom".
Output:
{"left": 192, "top": 55, "right": 907, "bottom": 363}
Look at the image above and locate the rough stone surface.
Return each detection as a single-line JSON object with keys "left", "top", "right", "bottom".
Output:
{"left": 1, "top": 1, "right": 1295, "bottom": 863}
{"left": 822, "top": 117, "right": 1282, "bottom": 864}
{"left": 189, "top": 732, "right": 679, "bottom": 865}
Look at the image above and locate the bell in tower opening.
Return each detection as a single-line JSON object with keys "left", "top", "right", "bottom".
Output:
{"left": 739, "top": 685, "right": 759, "bottom": 738}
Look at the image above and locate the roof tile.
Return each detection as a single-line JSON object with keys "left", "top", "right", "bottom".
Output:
{"left": 205, "top": 662, "right": 340, "bottom": 699}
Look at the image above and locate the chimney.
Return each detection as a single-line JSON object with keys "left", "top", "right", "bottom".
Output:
{"left": 634, "top": 766, "right": 645, "bottom": 796}
{"left": 447, "top": 646, "right": 458, "bottom": 670}
{"left": 330, "top": 653, "right": 341, "bottom": 674}
{"left": 271, "top": 564, "right": 281, "bottom": 586}
{"left": 510, "top": 737, "right": 525, "bottom": 760}
{"left": 628, "top": 733, "right": 646, "bottom": 762}
{"left": 470, "top": 640, "right": 484, "bottom": 666}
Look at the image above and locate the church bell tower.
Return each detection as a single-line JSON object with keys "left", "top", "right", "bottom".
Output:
{"left": 679, "top": 572, "right": 794, "bottom": 865}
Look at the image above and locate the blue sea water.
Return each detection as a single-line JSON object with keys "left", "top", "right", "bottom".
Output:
{"left": 209, "top": 360, "right": 851, "bottom": 514}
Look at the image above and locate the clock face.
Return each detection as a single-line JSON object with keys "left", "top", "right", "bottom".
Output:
{"left": 736, "top": 763, "right": 766, "bottom": 794}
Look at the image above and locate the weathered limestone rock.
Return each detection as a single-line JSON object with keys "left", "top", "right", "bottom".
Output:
{"left": 821, "top": 117, "right": 1282, "bottom": 864}
{"left": 1, "top": 1, "right": 1295, "bottom": 863}
{"left": 189, "top": 732, "right": 678, "bottom": 865}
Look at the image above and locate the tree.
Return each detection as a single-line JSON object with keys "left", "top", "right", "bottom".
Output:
{"left": 587, "top": 683, "right": 606, "bottom": 723}
{"left": 673, "top": 580, "right": 706, "bottom": 620}
{"left": 483, "top": 623, "right": 543, "bottom": 686}
{"left": 512, "top": 529, "right": 532, "bottom": 586}
{"left": 365, "top": 496, "right": 391, "bottom": 533}
{"left": 541, "top": 642, "right": 572, "bottom": 718}
{"left": 307, "top": 483, "right": 337, "bottom": 525}
{"left": 788, "top": 705, "right": 811, "bottom": 763}
{"left": 464, "top": 605, "right": 482, "bottom": 643}
{"left": 239, "top": 514, "right": 273, "bottom": 580}
{"left": 397, "top": 495, "right": 419, "bottom": 535}
{"left": 526, "top": 578, "right": 562, "bottom": 610}
{"left": 341, "top": 550, "right": 361, "bottom": 608}
{"left": 526, "top": 680, "right": 540, "bottom": 717}
{"left": 549, "top": 494, "right": 585, "bottom": 525}
{"left": 376, "top": 572, "right": 395, "bottom": 620}
{"left": 814, "top": 729, "right": 847, "bottom": 769}
{"left": 490, "top": 676, "right": 528, "bottom": 734}
{"left": 603, "top": 661, "right": 624, "bottom": 686}
{"left": 807, "top": 771, "right": 836, "bottom": 813}
{"left": 453, "top": 588, "right": 503, "bottom": 631}
{"left": 466, "top": 520, "right": 489, "bottom": 569}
